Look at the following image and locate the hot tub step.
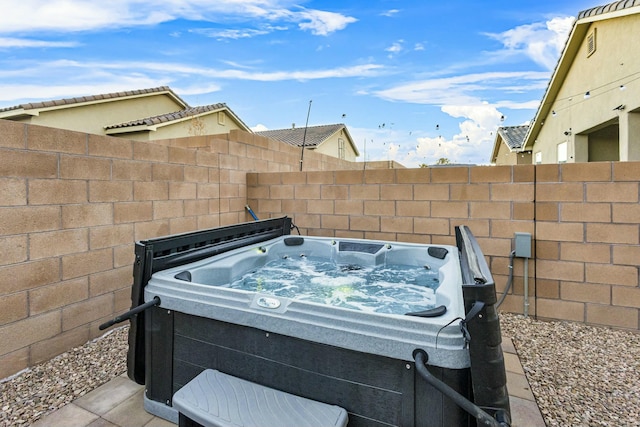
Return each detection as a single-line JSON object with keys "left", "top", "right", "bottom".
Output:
{"left": 172, "top": 369, "right": 349, "bottom": 427}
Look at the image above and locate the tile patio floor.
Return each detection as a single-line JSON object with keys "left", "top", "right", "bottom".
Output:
{"left": 31, "top": 336, "right": 544, "bottom": 427}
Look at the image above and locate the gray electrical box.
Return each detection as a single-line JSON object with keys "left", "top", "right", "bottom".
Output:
{"left": 514, "top": 232, "right": 531, "bottom": 258}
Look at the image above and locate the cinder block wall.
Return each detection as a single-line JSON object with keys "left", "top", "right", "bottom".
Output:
{"left": 0, "top": 120, "right": 359, "bottom": 379}
{"left": 248, "top": 162, "right": 640, "bottom": 330}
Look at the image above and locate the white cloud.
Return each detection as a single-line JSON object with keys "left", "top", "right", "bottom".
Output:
{"left": 385, "top": 40, "right": 404, "bottom": 56}
{"left": 251, "top": 123, "right": 269, "bottom": 132}
{"left": 484, "top": 16, "right": 574, "bottom": 70}
{"left": 380, "top": 9, "right": 400, "bottom": 17}
{"left": 0, "top": 38, "right": 79, "bottom": 48}
{"left": 0, "top": 0, "right": 356, "bottom": 36}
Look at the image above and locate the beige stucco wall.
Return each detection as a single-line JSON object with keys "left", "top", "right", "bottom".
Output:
{"left": 494, "top": 141, "right": 532, "bottom": 165}
{"left": 533, "top": 13, "right": 640, "bottom": 163}
{"left": 12, "top": 94, "right": 182, "bottom": 136}
{"left": 313, "top": 129, "right": 358, "bottom": 161}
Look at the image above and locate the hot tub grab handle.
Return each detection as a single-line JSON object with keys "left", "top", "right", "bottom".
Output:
{"left": 412, "top": 349, "right": 510, "bottom": 427}
{"left": 99, "top": 296, "right": 161, "bottom": 330}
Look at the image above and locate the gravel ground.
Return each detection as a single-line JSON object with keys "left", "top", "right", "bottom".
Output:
{"left": 1, "top": 316, "right": 639, "bottom": 426}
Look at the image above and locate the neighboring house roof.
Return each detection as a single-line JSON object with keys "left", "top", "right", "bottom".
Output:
{"left": 0, "top": 86, "right": 188, "bottom": 118}
{"left": 105, "top": 103, "right": 251, "bottom": 134}
{"left": 256, "top": 123, "right": 360, "bottom": 155}
{"left": 490, "top": 125, "right": 529, "bottom": 163}
{"left": 522, "top": 0, "right": 640, "bottom": 151}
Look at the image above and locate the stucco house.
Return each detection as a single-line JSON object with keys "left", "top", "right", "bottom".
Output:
{"left": 0, "top": 86, "right": 251, "bottom": 141}
{"left": 256, "top": 123, "right": 359, "bottom": 162}
{"left": 490, "top": 125, "right": 531, "bottom": 165}
{"left": 522, "top": 0, "right": 640, "bottom": 163}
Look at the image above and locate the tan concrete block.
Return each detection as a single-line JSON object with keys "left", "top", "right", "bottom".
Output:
{"left": 219, "top": 154, "right": 238, "bottom": 170}
{"left": 228, "top": 141, "right": 247, "bottom": 157}
{"left": 396, "top": 168, "right": 430, "bottom": 183}
{"left": 0, "top": 235, "right": 27, "bottom": 266}
{"left": 89, "top": 224, "right": 134, "bottom": 249}
{"left": 536, "top": 298, "right": 584, "bottom": 322}
{"left": 561, "top": 282, "right": 610, "bottom": 304}
{"left": 513, "top": 202, "right": 534, "bottom": 220}
{"left": 364, "top": 200, "right": 395, "bottom": 216}
{"left": 321, "top": 215, "right": 349, "bottom": 230}
{"left": 430, "top": 166, "right": 469, "bottom": 183}
{"left": 196, "top": 215, "right": 221, "bottom": 230}
{"left": 586, "top": 263, "right": 638, "bottom": 286}
{"left": 414, "top": 218, "right": 450, "bottom": 235}
{"left": 469, "top": 201, "right": 511, "bottom": 219}
{"left": 587, "top": 223, "right": 638, "bottom": 244}
{"left": 294, "top": 184, "right": 322, "bottom": 200}
{"left": 536, "top": 222, "right": 583, "bottom": 242}
{"left": 170, "top": 216, "right": 198, "bottom": 235}
{"left": 0, "top": 292, "right": 27, "bottom": 326}
{"left": 536, "top": 259, "right": 584, "bottom": 281}
{"left": 0, "top": 258, "right": 60, "bottom": 293}
{"left": 29, "top": 277, "right": 88, "bottom": 315}
{"left": 472, "top": 236, "right": 511, "bottom": 257}
{"left": 585, "top": 304, "right": 638, "bottom": 329}
{"left": 381, "top": 217, "right": 413, "bottom": 233}
{"left": 560, "top": 242, "right": 609, "bottom": 263}
{"left": 365, "top": 169, "right": 395, "bottom": 184}
{"left": 450, "top": 184, "right": 490, "bottom": 201}
{"left": 452, "top": 219, "right": 490, "bottom": 237}
{"left": 133, "top": 141, "right": 168, "bottom": 162}
{"left": 413, "top": 184, "right": 449, "bottom": 201}
{"left": 89, "top": 266, "right": 132, "bottom": 297}
{"left": 536, "top": 183, "right": 583, "bottom": 202}
{"left": 613, "top": 161, "right": 640, "bottom": 181}
{"left": 61, "top": 248, "right": 113, "bottom": 280}
{"left": 612, "top": 245, "right": 640, "bottom": 266}
{"left": 89, "top": 181, "right": 133, "bottom": 203}
{"left": 307, "top": 200, "right": 334, "bottom": 214}
{"left": 114, "top": 243, "right": 134, "bottom": 268}
{"left": 27, "top": 125, "right": 87, "bottom": 154}
{"left": 0, "top": 348, "right": 29, "bottom": 380}
{"left": 269, "top": 184, "right": 294, "bottom": 200}
{"left": 0, "top": 178, "right": 27, "bottom": 206}
{"left": 561, "top": 162, "right": 611, "bottom": 182}
{"left": 30, "top": 326, "right": 90, "bottom": 365}
{"left": 563, "top": 202, "right": 612, "bottom": 223}
{"left": 612, "top": 285, "right": 640, "bottom": 309}
{"left": 220, "top": 183, "right": 240, "bottom": 198}
{"left": 612, "top": 203, "right": 640, "bottom": 224}
{"left": 153, "top": 200, "right": 184, "bottom": 220}
{"left": 0, "top": 149, "right": 58, "bottom": 178}
{"left": 535, "top": 203, "right": 558, "bottom": 221}
{"left": 29, "top": 180, "right": 88, "bottom": 205}
{"left": 152, "top": 163, "right": 184, "bottom": 181}
{"left": 114, "top": 201, "right": 153, "bottom": 223}
{"left": 257, "top": 198, "right": 281, "bottom": 214}
{"left": 133, "top": 181, "right": 169, "bottom": 201}
{"left": 335, "top": 170, "right": 364, "bottom": 184}
{"left": 431, "top": 201, "right": 468, "bottom": 218}
{"left": 334, "top": 200, "right": 363, "bottom": 215}
{"left": 586, "top": 182, "right": 638, "bottom": 203}
{"left": 168, "top": 146, "right": 197, "bottom": 164}
{"left": 134, "top": 220, "right": 170, "bottom": 241}
{"left": 490, "top": 183, "right": 534, "bottom": 201}
{"left": 536, "top": 279, "right": 560, "bottom": 299}
{"left": 513, "top": 164, "right": 534, "bottom": 182}
{"left": 88, "top": 134, "right": 132, "bottom": 159}
{"left": 168, "top": 182, "right": 197, "bottom": 200}
{"left": 114, "top": 287, "right": 131, "bottom": 313}
{"left": 196, "top": 149, "right": 219, "bottom": 168}
{"left": 350, "top": 216, "right": 380, "bottom": 232}
{"left": 256, "top": 172, "right": 281, "bottom": 185}
{"left": 381, "top": 184, "right": 413, "bottom": 200}
{"left": 184, "top": 200, "right": 209, "bottom": 217}
{"left": 0, "top": 310, "right": 61, "bottom": 355}
{"left": 0, "top": 120, "right": 26, "bottom": 149}
{"left": 307, "top": 171, "right": 335, "bottom": 184}
{"left": 197, "top": 182, "right": 220, "bottom": 199}
{"left": 535, "top": 164, "right": 560, "bottom": 182}
{"left": 30, "top": 229, "right": 88, "bottom": 259}
{"left": 184, "top": 165, "right": 210, "bottom": 183}
{"left": 470, "top": 165, "right": 511, "bottom": 182}
{"left": 62, "top": 293, "right": 113, "bottom": 331}
{"left": 112, "top": 159, "right": 152, "bottom": 181}
{"left": 396, "top": 200, "right": 430, "bottom": 217}
{"left": 60, "top": 155, "right": 111, "bottom": 180}
{"left": 62, "top": 203, "right": 112, "bottom": 229}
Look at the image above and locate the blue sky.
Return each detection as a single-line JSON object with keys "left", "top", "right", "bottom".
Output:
{"left": 0, "top": 0, "right": 600, "bottom": 166}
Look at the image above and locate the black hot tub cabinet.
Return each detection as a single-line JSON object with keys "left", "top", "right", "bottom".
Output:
{"left": 122, "top": 217, "right": 510, "bottom": 427}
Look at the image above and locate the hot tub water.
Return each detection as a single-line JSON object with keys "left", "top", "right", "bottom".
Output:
{"left": 227, "top": 255, "right": 439, "bottom": 315}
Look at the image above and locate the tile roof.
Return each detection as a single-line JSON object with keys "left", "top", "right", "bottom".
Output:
{"left": 0, "top": 86, "right": 187, "bottom": 113}
{"left": 578, "top": 0, "right": 640, "bottom": 19}
{"left": 256, "top": 123, "right": 346, "bottom": 148}
{"left": 104, "top": 103, "right": 234, "bottom": 130}
{"left": 497, "top": 125, "right": 529, "bottom": 150}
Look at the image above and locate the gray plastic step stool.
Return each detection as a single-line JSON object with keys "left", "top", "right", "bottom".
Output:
{"left": 172, "top": 369, "right": 349, "bottom": 427}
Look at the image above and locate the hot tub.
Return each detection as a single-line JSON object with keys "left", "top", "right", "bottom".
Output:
{"left": 122, "top": 217, "right": 510, "bottom": 427}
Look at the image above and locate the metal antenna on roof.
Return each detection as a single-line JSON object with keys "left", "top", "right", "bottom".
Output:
{"left": 299, "top": 100, "right": 312, "bottom": 171}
